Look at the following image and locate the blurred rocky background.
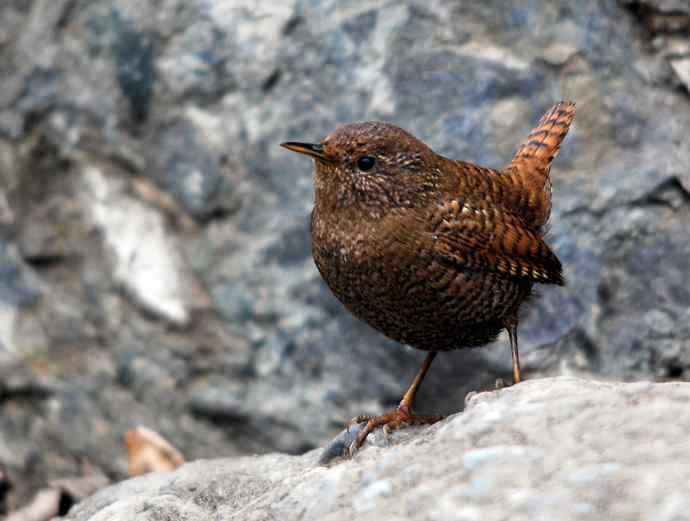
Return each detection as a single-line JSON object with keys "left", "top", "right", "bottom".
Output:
{"left": 0, "top": 0, "right": 688, "bottom": 511}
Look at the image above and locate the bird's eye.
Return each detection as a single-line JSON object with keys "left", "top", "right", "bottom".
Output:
{"left": 356, "top": 155, "right": 376, "bottom": 171}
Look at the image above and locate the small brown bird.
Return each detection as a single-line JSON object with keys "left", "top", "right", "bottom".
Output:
{"left": 281, "top": 101, "right": 575, "bottom": 454}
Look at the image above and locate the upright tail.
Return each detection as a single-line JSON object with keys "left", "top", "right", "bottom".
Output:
{"left": 503, "top": 101, "right": 576, "bottom": 228}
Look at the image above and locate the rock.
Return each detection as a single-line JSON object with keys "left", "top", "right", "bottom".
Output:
{"left": 0, "top": 464, "right": 12, "bottom": 515}
{"left": 61, "top": 378, "right": 690, "bottom": 521}
{"left": 620, "top": 0, "right": 690, "bottom": 35}
{"left": 124, "top": 426, "right": 184, "bottom": 476}
{"left": 3, "top": 474, "right": 109, "bottom": 521}
{"left": 0, "top": 0, "right": 689, "bottom": 508}
{"left": 78, "top": 163, "right": 193, "bottom": 325}
{"left": 669, "top": 57, "right": 690, "bottom": 92}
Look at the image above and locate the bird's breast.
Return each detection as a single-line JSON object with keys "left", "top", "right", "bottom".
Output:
{"left": 309, "top": 204, "right": 529, "bottom": 350}
{"left": 310, "top": 204, "right": 430, "bottom": 325}
{"left": 311, "top": 206, "right": 376, "bottom": 274}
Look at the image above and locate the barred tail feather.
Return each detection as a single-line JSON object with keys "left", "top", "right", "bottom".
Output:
{"left": 504, "top": 101, "right": 576, "bottom": 227}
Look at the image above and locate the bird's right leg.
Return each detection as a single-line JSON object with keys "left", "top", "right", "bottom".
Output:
{"left": 507, "top": 321, "right": 521, "bottom": 384}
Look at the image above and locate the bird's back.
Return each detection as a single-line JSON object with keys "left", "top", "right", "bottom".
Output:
{"left": 432, "top": 101, "right": 576, "bottom": 285}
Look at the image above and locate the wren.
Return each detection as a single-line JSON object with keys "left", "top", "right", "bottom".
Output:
{"left": 281, "top": 101, "right": 575, "bottom": 454}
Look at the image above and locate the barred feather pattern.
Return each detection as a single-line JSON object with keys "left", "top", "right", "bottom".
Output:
{"left": 504, "top": 101, "right": 576, "bottom": 227}
{"left": 307, "top": 102, "right": 574, "bottom": 352}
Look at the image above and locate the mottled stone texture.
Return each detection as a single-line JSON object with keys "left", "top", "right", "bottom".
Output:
{"left": 63, "top": 378, "right": 690, "bottom": 521}
{"left": 0, "top": 0, "right": 688, "bottom": 508}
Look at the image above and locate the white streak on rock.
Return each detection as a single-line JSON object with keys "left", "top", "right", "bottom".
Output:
{"left": 669, "top": 57, "right": 690, "bottom": 92}
{"left": 0, "top": 304, "right": 17, "bottom": 353}
{"left": 80, "top": 166, "right": 189, "bottom": 325}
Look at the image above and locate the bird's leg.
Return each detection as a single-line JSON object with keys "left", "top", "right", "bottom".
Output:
{"left": 349, "top": 351, "right": 444, "bottom": 456}
{"left": 507, "top": 321, "right": 521, "bottom": 384}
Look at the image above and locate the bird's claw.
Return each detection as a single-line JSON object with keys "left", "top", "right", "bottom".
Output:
{"left": 347, "top": 414, "right": 373, "bottom": 433}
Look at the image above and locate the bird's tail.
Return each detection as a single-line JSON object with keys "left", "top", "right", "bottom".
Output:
{"left": 504, "top": 101, "right": 576, "bottom": 227}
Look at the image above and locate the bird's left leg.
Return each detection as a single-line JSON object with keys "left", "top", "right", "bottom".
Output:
{"left": 348, "top": 351, "right": 444, "bottom": 456}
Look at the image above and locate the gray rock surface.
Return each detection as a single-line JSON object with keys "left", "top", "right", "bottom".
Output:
{"left": 0, "top": 0, "right": 689, "bottom": 507}
{"left": 61, "top": 377, "right": 690, "bottom": 521}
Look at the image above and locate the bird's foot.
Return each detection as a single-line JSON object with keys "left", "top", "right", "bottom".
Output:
{"left": 347, "top": 406, "right": 444, "bottom": 457}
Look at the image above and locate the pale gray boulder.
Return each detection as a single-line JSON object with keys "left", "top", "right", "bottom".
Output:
{"left": 62, "top": 377, "right": 690, "bottom": 521}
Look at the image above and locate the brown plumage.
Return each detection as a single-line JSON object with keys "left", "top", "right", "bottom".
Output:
{"left": 281, "top": 101, "right": 575, "bottom": 455}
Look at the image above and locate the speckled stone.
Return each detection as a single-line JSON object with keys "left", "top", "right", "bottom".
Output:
{"left": 63, "top": 378, "right": 690, "bottom": 521}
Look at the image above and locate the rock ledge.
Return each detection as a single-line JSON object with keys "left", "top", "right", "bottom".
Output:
{"left": 62, "top": 377, "right": 690, "bottom": 521}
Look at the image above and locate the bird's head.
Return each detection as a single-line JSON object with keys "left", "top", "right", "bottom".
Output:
{"left": 281, "top": 122, "right": 443, "bottom": 213}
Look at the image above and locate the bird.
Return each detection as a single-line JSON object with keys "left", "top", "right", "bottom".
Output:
{"left": 281, "top": 101, "right": 575, "bottom": 454}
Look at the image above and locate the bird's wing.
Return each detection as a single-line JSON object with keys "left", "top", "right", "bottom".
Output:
{"left": 429, "top": 199, "right": 564, "bottom": 285}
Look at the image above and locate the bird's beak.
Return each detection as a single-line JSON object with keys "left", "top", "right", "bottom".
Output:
{"left": 280, "top": 142, "right": 330, "bottom": 162}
